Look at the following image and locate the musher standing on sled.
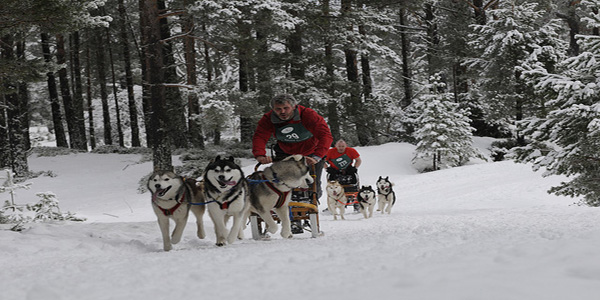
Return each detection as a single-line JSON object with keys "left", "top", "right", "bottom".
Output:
{"left": 252, "top": 93, "right": 333, "bottom": 233}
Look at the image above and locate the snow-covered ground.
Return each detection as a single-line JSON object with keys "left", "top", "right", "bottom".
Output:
{"left": 2, "top": 139, "right": 600, "bottom": 300}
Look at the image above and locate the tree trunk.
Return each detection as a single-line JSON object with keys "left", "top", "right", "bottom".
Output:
{"left": 118, "top": 0, "right": 141, "bottom": 147}
{"left": 556, "top": 3, "right": 580, "bottom": 57}
{"left": 288, "top": 6, "right": 305, "bottom": 98}
{"left": 1, "top": 34, "right": 29, "bottom": 176}
{"left": 255, "top": 12, "right": 273, "bottom": 108}
{"left": 358, "top": 25, "right": 372, "bottom": 100}
{"left": 0, "top": 98, "right": 8, "bottom": 169}
{"left": 41, "top": 33, "right": 68, "bottom": 148}
{"left": 183, "top": 0, "right": 204, "bottom": 149}
{"left": 424, "top": 3, "right": 439, "bottom": 76}
{"left": 140, "top": 0, "right": 172, "bottom": 170}
{"left": 105, "top": 26, "right": 125, "bottom": 147}
{"left": 70, "top": 32, "right": 88, "bottom": 150}
{"left": 85, "top": 45, "right": 97, "bottom": 149}
{"left": 473, "top": 0, "right": 486, "bottom": 25}
{"left": 322, "top": 0, "right": 340, "bottom": 141}
{"left": 16, "top": 39, "right": 31, "bottom": 151}
{"left": 56, "top": 33, "right": 87, "bottom": 150}
{"left": 138, "top": 2, "right": 153, "bottom": 148}
{"left": 200, "top": 22, "right": 220, "bottom": 145}
{"left": 342, "top": 0, "right": 368, "bottom": 145}
{"left": 399, "top": 8, "right": 413, "bottom": 108}
{"left": 94, "top": 28, "right": 113, "bottom": 145}
{"left": 238, "top": 17, "right": 253, "bottom": 144}
{"left": 158, "top": 0, "right": 189, "bottom": 149}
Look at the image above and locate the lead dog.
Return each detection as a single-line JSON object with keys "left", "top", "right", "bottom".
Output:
{"left": 326, "top": 180, "right": 347, "bottom": 220}
{"left": 203, "top": 155, "right": 250, "bottom": 246}
{"left": 376, "top": 176, "right": 396, "bottom": 214}
{"left": 148, "top": 170, "right": 205, "bottom": 251}
{"left": 245, "top": 155, "right": 313, "bottom": 238}
{"left": 357, "top": 185, "right": 376, "bottom": 219}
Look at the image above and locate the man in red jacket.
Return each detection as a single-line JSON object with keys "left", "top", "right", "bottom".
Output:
{"left": 252, "top": 94, "right": 333, "bottom": 233}
{"left": 325, "top": 139, "right": 361, "bottom": 183}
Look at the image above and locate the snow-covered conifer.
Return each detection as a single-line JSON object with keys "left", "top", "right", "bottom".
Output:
{"left": 515, "top": 0, "right": 600, "bottom": 206}
{"left": 467, "top": 1, "right": 556, "bottom": 134}
{"left": 413, "top": 75, "right": 483, "bottom": 171}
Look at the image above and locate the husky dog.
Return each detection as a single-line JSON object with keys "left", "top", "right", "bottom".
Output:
{"left": 246, "top": 155, "right": 313, "bottom": 238}
{"left": 357, "top": 185, "right": 376, "bottom": 219}
{"left": 376, "top": 176, "right": 396, "bottom": 214}
{"left": 203, "top": 156, "right": 250, "bottom": 246}
{"left": 148, "top": 170, "right": 205, "bottom": 251}
{"left": 326, "top": 180, "right": 347, "bottom": 220}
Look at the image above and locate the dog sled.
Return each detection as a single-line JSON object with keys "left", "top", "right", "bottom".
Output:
{"left": 249, "top": 163, "right": 322, "bottom": 239}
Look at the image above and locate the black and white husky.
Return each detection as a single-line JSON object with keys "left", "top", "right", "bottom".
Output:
{"left": 203, "top": 156, "right": 250, "bottom": 246}
{"left": 357, "top": 185, "right": 376, "bottom": 219}
{"left": 148, "top": 170, "right": 205, "bottom": 251}
{"left": 376, "top": 176, "right": 396, "bottom": 214}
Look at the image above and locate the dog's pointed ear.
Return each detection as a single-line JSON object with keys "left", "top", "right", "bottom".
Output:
{"left": 385, "top": 176, "right": 389, "bottom": 180}
{"left": 214, "top": 155, "right": 221, "bottom": 162}
{"left": 228, "top": 156, "right": 234, "bottom": 162}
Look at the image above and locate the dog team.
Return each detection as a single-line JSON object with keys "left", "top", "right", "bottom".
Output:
{"left": 148, "top": 154, "right": 396, "bottom": 251}
{"left": 325, "top": 176, "right": 396, "bottom": 221}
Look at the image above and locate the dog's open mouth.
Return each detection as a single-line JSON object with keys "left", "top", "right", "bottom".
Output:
{"left": 156, "top": 186, "right": 172, "bottom": 197}
{"left": 217, "top": 178, "right": 237, "bottom": 188}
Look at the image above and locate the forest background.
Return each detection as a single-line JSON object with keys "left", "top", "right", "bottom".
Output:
{"left": 1, "top": 0, "right": 600, "bottom": 206}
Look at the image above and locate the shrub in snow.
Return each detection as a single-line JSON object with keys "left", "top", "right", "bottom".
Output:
{"left": 0, "top": 169, "right": 85, "bottom": 231}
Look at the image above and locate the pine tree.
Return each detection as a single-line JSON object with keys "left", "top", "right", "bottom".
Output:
{"left": 467, "top": 1, "right": 554, "bottom": 140}
{"left": 515, "top": 0, "right": 600, "bottom": 206}
{"left": 413, "top": 75, "right": 482, "bottom": 171}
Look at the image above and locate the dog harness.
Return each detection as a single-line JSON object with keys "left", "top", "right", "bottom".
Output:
{"left": 152, "top": 186, "right": 189, "bottom": 216}
{"left": 261, "top": 174, "right": 289, "bottom": 209}
{"left": 210, "top": 183, "right": 243, "bottom": 210}
{"left": 378, "top": 187, "right": 396, "bottom": 205}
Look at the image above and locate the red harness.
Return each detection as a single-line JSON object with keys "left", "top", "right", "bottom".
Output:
{"left": 262, "top": 174, "right": 289, "bottom": 208}
{"left": 152, "top": 187, "right": 188, "bottom": 216}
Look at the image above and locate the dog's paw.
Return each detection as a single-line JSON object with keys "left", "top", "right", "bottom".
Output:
{"left": 226, "top": 235, "right": 237, "bottom": 245}
{"left": 215, "top": 242, "right": 226, "bottom": 247}
{"left": 267, "top": 224, "right": 278, "bottom": 234}
{"left": 163, "top": 244, "right": 172, "bottom": 251}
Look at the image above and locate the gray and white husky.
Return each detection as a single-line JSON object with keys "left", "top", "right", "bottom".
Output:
{"left": 245, "top": 155, "right": 314, "bottom": 239}
{"left": 376, "top": 176, "right": 396, "bottom": 214}
{"left": 148, "top": 170, "right": 206, "bottom": 251}
{"left": 203, "top": 156, "right": 250, "bottom": 246}
{"left": 357, "top": 185, "right": 376, "bottom": 219}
